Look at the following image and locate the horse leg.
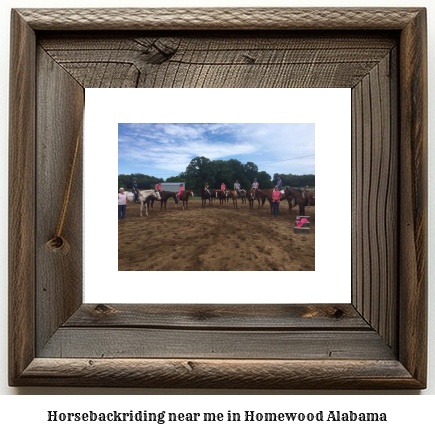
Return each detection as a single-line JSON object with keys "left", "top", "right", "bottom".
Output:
{"left": 140, "top": 201, "right": 143, "bottom": 217}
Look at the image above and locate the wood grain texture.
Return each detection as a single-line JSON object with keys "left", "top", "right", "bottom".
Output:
{"left": 398, "top": 8, "right": 428, "bottom": 386}
{"left": 38, "top": 329, "right": 395, "bottom": 360}
{"left": 351, "top": 51, "right": 398, "bottom": 351}
{"left": 17, "top": 358, "right": 420, "bottom": 389}
{"left": 15, "top": 8, "right": 422, "bottom": 31}
{"left": 39, "top": 33, "right": 396, "bottom": 89}
{"left": 65, "top": 304, "right": 368, "bottom": 329}
{"left": 8, "top": 7, "right": 427, "bottom": 389}
{"left": 8, "top": 10, "right": 36, "bottom": 386}
{"left": 35, "top": 48, "right": 84, "bottom": 353}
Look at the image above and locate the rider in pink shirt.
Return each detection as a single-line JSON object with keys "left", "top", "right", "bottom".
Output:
{"left": 178, "top": 183, "right": 185, "bottom": 200}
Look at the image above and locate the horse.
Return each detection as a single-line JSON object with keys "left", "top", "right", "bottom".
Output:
{"left": 199, "top": 188, "right": 213, "bottom": 207}
{"left": 226, "top": 189, "right": 246, "bottom": 208}
{"left": 127, "top": 189, "right": 161, "bottom": 217}
{"left": 240, "top": 189, "right": 248, "bottom": 206}
{"left": 148, "top": 190, "right": 179, "bottom": 211}
{"left": 306, "top": 190, "right": 315, "bottom": 206}
{"left": 248, "top": 189, "right": 266, "bottom": 209}
{"left": 255, "top": 189, "right": 284, "bottom": 214}
{"left": 215, "top": 189, "right": 228, "bottom": 207}
{"left": 179, "top": 189, "right": 194, "bottom": 209}
{"left": 285, "top": 187, "right": 310, "bottom": 215}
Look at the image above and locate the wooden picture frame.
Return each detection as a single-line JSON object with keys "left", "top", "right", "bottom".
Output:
{"left": 9, "top": 8, "right": 427, "bottom": 389}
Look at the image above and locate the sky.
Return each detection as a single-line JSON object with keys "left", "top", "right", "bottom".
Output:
{"left": 118, "top": 123, "right": 315, "bottom": 180}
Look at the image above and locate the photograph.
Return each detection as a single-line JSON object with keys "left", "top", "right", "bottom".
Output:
{"left": 118, "top": 123, "right": 315, "bottom": 271}
{"left": 3, "top": 3, "right": 430, "bottom": 398}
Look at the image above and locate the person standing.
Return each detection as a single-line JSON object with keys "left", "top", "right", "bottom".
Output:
{"left": 118, "top": 187, "right": 127, "bottom": 220}
{"left": 272, "top": 186, "right": 281, "bottom": 217}
{"left": 132, "top": 177, "right": 139, "bottom": 203}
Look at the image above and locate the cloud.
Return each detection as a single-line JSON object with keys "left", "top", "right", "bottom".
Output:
{"left": 119, "top": 123, "right": 315, "bottom": 175}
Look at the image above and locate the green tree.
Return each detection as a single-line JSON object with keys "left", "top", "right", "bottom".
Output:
{"left": 243, "top": 161, "right": 259, "bottom": 183}
{"left": 166, "top": 174, "right": 186, "bottom": 183}
{"left": 256, "top": 171, "right": 273, "bottom": 189}
{"left": 185, "top": 156, "right": 212, "bottom": 192}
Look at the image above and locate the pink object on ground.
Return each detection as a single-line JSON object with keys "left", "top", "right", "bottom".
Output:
{"left": 295, "top": 218, "right": 309, "bottom": 228}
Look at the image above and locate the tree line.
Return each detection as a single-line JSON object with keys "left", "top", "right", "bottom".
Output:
{"left": 119, "top": 156, "right": 315, "bottom": 192}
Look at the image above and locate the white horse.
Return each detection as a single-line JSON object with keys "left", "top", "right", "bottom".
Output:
{"left": 127, "top": 189, "right": 161, "bottom": 217}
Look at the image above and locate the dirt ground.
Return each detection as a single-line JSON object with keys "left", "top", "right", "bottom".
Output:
{"left": 118, "top": 197, "right": 315, "bottom": 271}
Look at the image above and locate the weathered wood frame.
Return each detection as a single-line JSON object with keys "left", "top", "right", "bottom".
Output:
{"left": 9, "top": 8, "right": 427, "bottom": 388}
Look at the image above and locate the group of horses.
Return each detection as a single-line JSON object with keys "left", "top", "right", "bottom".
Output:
{"left": 128, "top": 187, "right": 315, "bottom": 217}
{"left": 127, "top": 189, "right": 195, "bottom": 217}
{"left": 200, "top": 187, "right": 315, "bottom": 216}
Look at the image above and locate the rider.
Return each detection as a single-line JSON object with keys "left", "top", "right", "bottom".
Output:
{"left": 275, "top": 175, "right": 283, "bottom": 191}
{"left": 220, "top": 182, "right": 226, "bottom": 192}
{"left": 155, "top": 181, "right": 162, "bottom": 199}
{"left": 252, "top": 178, "right": 259, "bottom": 191}
{"left": 132, "top": 177, "right": 139, "bottom": 203}
{"left": 234, "top": 180, "right": 242, "bottom": 198}
{"left": 204, "top": 183, "right": 211, "bottom": 196}
{"left": 178, "top": 183, "right": 185, "bottom": 201}
{"left": 300, "top": 184, "right": 309, "bottom": 199}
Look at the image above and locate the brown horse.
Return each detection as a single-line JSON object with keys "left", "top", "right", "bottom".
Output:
{"left": 215, "top": 189, "right": 228, "bottom": 207}
{"left": 285, "top": 187, "right": 310, "bottom": 215}
{"left": 226, "top": 189, "right": 246, "bottom": 208}
{"left": 248, "top": 189, "right": 266, "bottom": 209}
{"left": 148, "top": 190, "right": 179, "bottom": 211}
{"left": 179, "top": 189, "right": 194, "bottom": 209}
{"left": 306, "top": 190, "right": 315, "bottom": 206}
{"left": 240, "top": 189, "right": 248, "bottom": 206}
{"left": 255, "top": 189, "right": 274, "bottom": 213}
{"left": 255, "top": 189, "right": 285, "bottom": 214}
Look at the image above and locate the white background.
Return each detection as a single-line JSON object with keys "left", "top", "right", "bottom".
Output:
{"left": 0, "top": 0, "right": 434, "bottom": 427}
{"left": 85, "top": 88, "right": 351, "bottom": 304}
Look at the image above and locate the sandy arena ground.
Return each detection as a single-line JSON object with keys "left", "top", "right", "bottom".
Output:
{"left": 118, "top": 197, "right": 315, "bottom": 271}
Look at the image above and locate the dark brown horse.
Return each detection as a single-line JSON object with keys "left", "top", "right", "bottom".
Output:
{"left": 179, "top": 189, "right": 194, "bottom": 209}
{"left": 148, "top": 190, "right": 179, "bottom": 211}
{"left": 285, "top": 187, "right": 310, "bottom": 215}
{"left": 306, "top": 190, "right": 315, "bottom": 206}
{"left": 215, "top": 189, "right": 228, "bottom": 207}
{"left": 199, "top": 188, "right": 213, "bottom": 207}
